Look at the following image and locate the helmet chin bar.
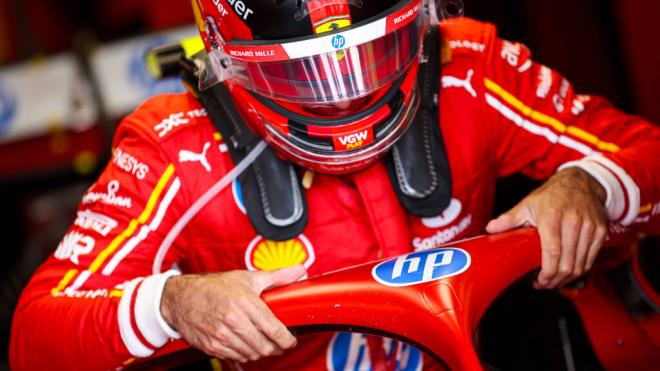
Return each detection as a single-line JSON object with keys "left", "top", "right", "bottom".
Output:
{"left": 265, "top": 88, "right": 419, "bottom": 175}
{"left": 241, "top": 64, "right": 421, "bottom": 175}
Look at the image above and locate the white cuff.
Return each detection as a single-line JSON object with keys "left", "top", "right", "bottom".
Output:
{"left": 118, "top": 271, "right": 181, "bottom": 358}
{"left": 118, "top": 278, "right": 153, "bottom": 357}
{"left": 153, "top": 270, "right": 182, "bottom": 339}
{"left": 559, "top": 155, "right": 640, "bottom": 225}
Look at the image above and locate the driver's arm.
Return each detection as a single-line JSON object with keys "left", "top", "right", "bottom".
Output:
{"left": 9, "top": 94, "right": 298, "bottom": 369}
{"left": 468, "top": 20, "right": 660, "bottom": 286}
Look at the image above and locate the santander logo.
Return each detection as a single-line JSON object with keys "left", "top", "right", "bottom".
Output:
{"left": 334, "top": 129, "right": 372, "bottom": 151}
{"left": 422, "top": 198, "right": 463, "bottom": 228}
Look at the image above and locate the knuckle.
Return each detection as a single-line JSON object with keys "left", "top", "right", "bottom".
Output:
{"left": 545, "top": 207, "right": 562, "bottom": 219}
{"left": 267, "top": 325, "right": 284, "bottom": 340}
{"left": 208, "top": 341, "right": 227, "bottom": 358}
{"left": 283, "top": 335, "right": 297, "bottom": 349}
{"left": 214, "top": 326, "right": 230, "bottom": 343}
{"left": 237, "top": 294, "right": 255, "bottom": 308}
{"left": 262, "top": 343, "right": 277, "bottom": 356}
{"left": 558, "top": 265, "right": 573, "bottom": 277}
{"left": 583, "top": 221, "right": 596, "bottom": 236}
{"left": 564, "top": 211, "right": 580, "bottom": 223}
{"left": 542, "top": 266, "right": 557, "bottom": 278}
{"left": 547, "top": 246, "right": 562, "bottom": 258}
{"left": 223, "top": 313, "right": 239, "bottom": 328}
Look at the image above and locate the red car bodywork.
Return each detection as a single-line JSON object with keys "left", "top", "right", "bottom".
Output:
{"left": 134, "top": 228, "right": 659, "bottom": 370}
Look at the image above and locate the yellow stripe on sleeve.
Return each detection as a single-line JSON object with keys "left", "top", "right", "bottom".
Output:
{"left": 484, "top": 78, "right": 620, "bottom": 153}
{"left": 109, "top": 289, "right": 123, "bottom": 298}
{"left": 639, "top": 203, "right": 653, "bottom": 214}
{"left": 88, "top": 164, "right": 176, "bottom": 273}
{"left": 51, "top": 269, "right": 78, "bottom": 295}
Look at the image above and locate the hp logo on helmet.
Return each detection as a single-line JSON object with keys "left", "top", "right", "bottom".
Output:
{"left": 332, "top": 34, "right": 346, "bottom": 49}
{"left": 372, "top": 248, "right": 471, "bottom": 287}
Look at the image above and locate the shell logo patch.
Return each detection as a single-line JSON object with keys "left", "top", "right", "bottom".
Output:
{"left": 245, "top": 234, "right": 315, "bottom": 271}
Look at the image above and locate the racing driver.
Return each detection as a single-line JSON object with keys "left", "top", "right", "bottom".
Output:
{"left": 10, "top": 0, "right": 660, "bottom": 369}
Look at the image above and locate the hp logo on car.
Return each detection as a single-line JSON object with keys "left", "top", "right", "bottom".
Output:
{"left": 327, "top": 332, "right": 423, "bottom": 371}
{"left": 332, "top": 34, "right": 346, "bottom": 49}
{"left": 372, "top": 248, "right": 471, "bottom": 287}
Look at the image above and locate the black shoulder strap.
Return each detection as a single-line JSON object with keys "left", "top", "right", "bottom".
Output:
{"left": 385, "top": 28, "right": 453, "bottom": 217}
{"left": 182, "top": 63, "right": 308, "bottom": 241}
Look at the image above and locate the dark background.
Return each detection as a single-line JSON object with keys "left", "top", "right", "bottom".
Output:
{"left": 1, "top": 0, "right": 659, "bottom": 368}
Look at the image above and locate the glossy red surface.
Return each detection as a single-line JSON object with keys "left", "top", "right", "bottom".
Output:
{"left": 146, "top": 228, "right": 542, "bottom": 370}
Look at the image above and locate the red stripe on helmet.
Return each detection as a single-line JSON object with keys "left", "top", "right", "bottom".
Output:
{"left": 386, "top": 0, "right": 422, "bottom": 34}
{"left": 306, "top": 0, "right": 353, "bottom": 34}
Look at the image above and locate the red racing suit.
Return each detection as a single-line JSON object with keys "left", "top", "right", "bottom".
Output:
{"left": 10, "top": 18, "right": 660, "bottom": 370}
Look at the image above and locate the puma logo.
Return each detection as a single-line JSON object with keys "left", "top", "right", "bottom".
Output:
{"left": 179, "top": 142, "right": 212, "bottom": 172}
{"left": 442, "top": 69, "right": 477, "bottom": 98}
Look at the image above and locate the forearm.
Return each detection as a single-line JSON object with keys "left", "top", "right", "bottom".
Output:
{"left": 10, "top": 271, "right": 180, "bottom": 370}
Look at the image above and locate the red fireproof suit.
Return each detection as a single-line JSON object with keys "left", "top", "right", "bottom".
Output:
{"left": 10, "top": 18, "right": 660, "bottom": 370}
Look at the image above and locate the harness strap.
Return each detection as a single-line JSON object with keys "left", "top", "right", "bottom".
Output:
{"left": 385, "top": 27, "right": 453, "bottom": 217}
{"left": 184, "top": 65, "right": 308, "bottom": 241}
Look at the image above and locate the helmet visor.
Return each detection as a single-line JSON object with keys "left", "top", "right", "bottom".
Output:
{"left": 206, "top": 1, "right": 425, "bottom": 103}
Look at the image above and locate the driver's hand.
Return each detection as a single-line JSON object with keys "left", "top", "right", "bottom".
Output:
{"left": 160, "top": 265, "right": 306, "bottom": 363}
{"left": 486, "top": 168, "right": 608, "bottom": 289}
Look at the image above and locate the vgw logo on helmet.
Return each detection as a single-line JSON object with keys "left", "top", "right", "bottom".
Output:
{"left": 332, "top": 34, "right": 346, "bottom": 49}
{"left": 372, "top": 248, "right": 471, "bottom": 287}
{"left": 327, "top": 332, "right": 423, "bottom": 371}
{"left": 0, "top": 80, "right": 17, "bottom": 138}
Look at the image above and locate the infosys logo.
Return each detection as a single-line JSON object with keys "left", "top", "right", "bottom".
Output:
{"left": 372, "top": 248, "right": 471, "bottom": 287}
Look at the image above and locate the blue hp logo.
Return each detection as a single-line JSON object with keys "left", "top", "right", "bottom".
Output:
{"left": 0, "top": 81, "right": 17, "bottom": 138}
{"left": 332, "top": 34, "right": 346, "bottom": 49}
{"left": 372, "top": 248, "right": 470, "bottom": 287}
{"left": 328, "top": 332, "right": 423, "bottom": 371}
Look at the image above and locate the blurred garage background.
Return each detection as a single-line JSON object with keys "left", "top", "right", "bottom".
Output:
{"left": 0, "top": 0, "right": 659, "bottom": 368}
